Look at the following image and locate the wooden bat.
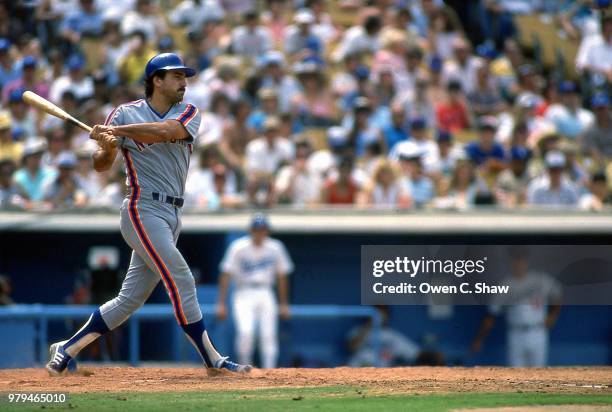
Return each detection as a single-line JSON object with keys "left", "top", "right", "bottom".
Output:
{"left": 22, "top": 91, "right": 118, "bottom": 147}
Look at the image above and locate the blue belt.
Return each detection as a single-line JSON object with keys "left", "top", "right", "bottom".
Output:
{"left": 152, "top": 192, "right": 184, "bottom": 208}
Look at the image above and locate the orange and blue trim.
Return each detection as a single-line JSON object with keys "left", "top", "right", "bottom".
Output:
{"left": 121, "top": 148, "right": 188, "bottom": 326}
{"left": 177, "top": 104, "right": 197, "bottom": 126}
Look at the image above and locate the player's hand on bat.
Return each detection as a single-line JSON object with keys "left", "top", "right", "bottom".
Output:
{"left": 279, "top": 303, "right": 290, "bottom": 320}
{"left": 90, "top": 124, "right": 115, "bottom": 141}
{"left": 95, "top": 132, "right": 117, "bottom": 151}
{"left": 215, "top": 303, "right": 227, "bottom": 321}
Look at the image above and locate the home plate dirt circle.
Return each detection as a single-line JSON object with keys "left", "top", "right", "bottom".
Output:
{"left": 0, "top": 367, "right": 610, "bottom": 395}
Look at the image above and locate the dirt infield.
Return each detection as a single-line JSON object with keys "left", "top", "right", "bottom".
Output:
{"left": 0, "top": 367, "right": 610, "bottom": 395}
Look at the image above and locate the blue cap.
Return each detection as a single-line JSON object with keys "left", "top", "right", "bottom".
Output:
{"left": 591, "top": 92, "right": 610, "bottom": 108}
{"left": 67, "top": 54, "right": 85, "bottom": 71}
{"left": 511, "top": 146, "right": 531, "bottom": 161}
{"left": 8, "top": 88, "right": 24, "bottom": 103}
{"left": 22, "top": 55, "right": 37, "bottom": 68}
{"left": 436, "top": 129, "right": 453, "bottom": 143}
{"left": 145, "top": 53, "right": 196, "bottom": 79}
{"left": 0, "top": 38, "right": 10, "bottom": 52}
{"left": 429, "top": 55, "right": 443, "bottom": 73}
{"left": 410, "top": 117, "right": 427, "bottom": 130}
{"left": 57, "top": 151, "right": 77, "bottom": 168}
{"left": 158, "top": 35, "right": 174, "bottom": 50}
{"left": 250, "top": 213, "right": 269, "bottom": 230}
{"left": 476, "top": 43, "right": 498, "bottom": 59}
{"left": 558, "top": 80, "right": 578, "bottom": 94}
{"left": 353, "top": 65, "right": 370, "bottom": 80}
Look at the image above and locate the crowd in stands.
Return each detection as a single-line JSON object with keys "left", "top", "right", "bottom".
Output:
{"left": 0, "top": 0, "right": 610, "bottom": 212}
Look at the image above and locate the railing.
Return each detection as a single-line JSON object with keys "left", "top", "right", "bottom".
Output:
{"left": 0, "top": 304, "right": 381, "bottom": 367}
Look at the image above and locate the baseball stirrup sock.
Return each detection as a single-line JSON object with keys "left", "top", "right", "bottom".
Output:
{"left": 63, "top": 308, "right": 110, "bottom": 357}
{"left": 182, "top": 319, "right": 224, "bottom": 368}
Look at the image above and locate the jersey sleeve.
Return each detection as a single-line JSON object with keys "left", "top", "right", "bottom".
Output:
{"left": 220, "top": 241, "right": 240, "bottom": 276}
{"left": 171, "top": 104, "right": 201, "bottom": 143}
{"left": 104, "top": 105, "right": 127, "bottom": 147}
{"left": 275, "top": 241, "right": 294, "bottom": 276}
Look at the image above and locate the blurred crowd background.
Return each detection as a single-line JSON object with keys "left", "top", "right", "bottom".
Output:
{"left": 0, "top": 0, "right": 611, "bottom": 212}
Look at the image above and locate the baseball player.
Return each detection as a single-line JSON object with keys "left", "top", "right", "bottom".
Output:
{"left": 216, "top": 214, "right": 293, "bottom": 368}
{"left": 46, "top": 53, "right": 250, "bottom": 374}
{"left": 470, "top": 247, "right": 562, "bottom": 367}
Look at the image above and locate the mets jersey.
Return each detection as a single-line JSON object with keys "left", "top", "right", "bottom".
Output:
{"left": 105, "top": 99, "right": 201, "bottom": 197}
{"left": 220, "top": 236, "right": 294, "bottom": 288}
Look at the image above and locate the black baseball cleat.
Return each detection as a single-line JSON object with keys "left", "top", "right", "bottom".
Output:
{"left": 46, "top": 341, "right": 77, "bottom": 375}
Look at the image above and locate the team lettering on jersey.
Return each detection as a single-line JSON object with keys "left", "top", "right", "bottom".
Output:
{"left": 133, "top": 139, "right": 194, "bottom": 153}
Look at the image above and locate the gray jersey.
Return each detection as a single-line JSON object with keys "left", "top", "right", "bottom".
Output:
{"left": 106, "top": 99, "right": 201, "bottom": 197}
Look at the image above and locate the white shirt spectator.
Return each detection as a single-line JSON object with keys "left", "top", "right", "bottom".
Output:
{"left": 275, "top": 164, "right": 321, "bottom": 206}
{"left": 526, "top": 176, "right": 579, "bottom": 207}
{"left": 333, "top": 26, "right": 379, "bottom": 62}
{"left": 545, "top": 104, "right": 595, "bottom": 139}
{"left": 577, "top": 35, "right": 612, "bottom": 75}
{"left": 231, "top": 25, "right": 273, "bottom": 60}
{"left": 49, "top": 75, "right": 93, "bottom": 104}
{"left": 246, "top": 137, "right": 294, "bottom": 175}
{"left": 120, "top": 8, "right": 167, "bottom": 41}
{"left": 184, "top": 167, "right": 237, "bottom": 208}
{"left": 170, "top": 0, "right": 224, "bottom": 31}
{"left": 441, "top": 56, "right": 482, "bottom": 95}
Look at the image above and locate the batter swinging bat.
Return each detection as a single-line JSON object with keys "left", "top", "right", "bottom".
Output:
{"left": 21, "top": 91, "right": 118, "bottom": 147}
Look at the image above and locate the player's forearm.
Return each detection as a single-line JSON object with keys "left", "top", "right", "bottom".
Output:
{"left": 277, "top": 275, "right": 289, "bottom": 306}
{"left": 113, "top": 120, "right": 185, "bottom": 144}
{"left": 217, "top": 273, "right": 230, "bottom": 304}
{"left": 92, "top": 148, "right": 117, "bottom": 172}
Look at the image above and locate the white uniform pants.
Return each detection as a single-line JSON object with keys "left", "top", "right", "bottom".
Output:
{"left": 507, "top": 326, "right": 548, "bottom": 367}
{"left": 232, "top": 287, "right": 278, "bottom": 368}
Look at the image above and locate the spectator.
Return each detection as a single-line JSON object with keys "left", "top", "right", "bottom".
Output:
{"left": 0, "top": 159, "right": 23, "bottom": 209}
{"left": 396, "top": 143, "right": 435, "bottom": 208}
{"left": 381, "top": 103, "right": 410, "bottom": 153}
{"left": 275, "top": 139, "right": 320, "bottom": 206}
{"left": 441, "top": 37, "right": 480, "bottom": 95}
{"left": 291, "top": 62, "right": 336, "bottom": 127}
{"left": 435, "top": 157, "right": 483, "bottom": 210}
{"left": 247, "top": 88, "right": 280, "bottom": 133}
{"left": 219, "top": 98, "right": 255, "bottom": 176}
{"left": 261, "top": 0, "right": 289, "bottom": 46}
{"left": 435, "top": 80, "right": 471, "bottom": 133}
{"left": 428, "top": 7, "right": 464, "bottom": 61}
{"left": 465, "top": 116, "right": 506, "bottom": 174}
{"left": 545, "top": 81, "right": 595, "bottom": 140}
{"left": 117, "top": 31, "right": 157, "bottom": 85}
{"left": 580, "top": 171, "right": 611, "bottom": 212}
{"left": 0, "top": 111, "right": 21, "bottom": 163}
{"left": 245, "top": 116, "right": 294, "bottom": 207}
{"left": 431, "top": 129, "right": 463, "bottom": 178}
{"left": 170, "top": 0, "right": 225, "bottom": 33}
{"left": 13, "top": 138, "right": 56, "bottom": 203}
{"left": 582, "top": 93, "right": 612, "bottom": 166}
{"left": 197, "top": 91, "right": 231, "bottom": 146}
{"left": 230, "top": 10, "right": 273, "bottom": 61}
{"left": 390, "top": 117, "right": 439, "bottom": 175}
{"left": 284, "top": 8, "right": 323, "bottom": 59}
{"left": 333, "top": 13, "right": 382, "bottom": 62}
{"left": 468, "top": 61, "right": 503, "bottom": 117}
{"left": 259, "top": 51, "right": 300, "bottom": 113}
{"left": 526, "top": 151, "right": 579, "bottom": 208}
{"left": 357, "top": 158, "right": 410, "bottom": 209}
{"left": 185, "top": 146, "right": 238, "bottom": 209}
{"left": 7, "top": 89, "right": 36, "bottom": 140}
{"left": 2, "top": 56, "right": 50, "bottom": 104}
{"left": 49, "top": 54, "right": 94, "bottom": 103}
{"left": 495, "top": 146, "right": 532, "bottom": 207}
{"left": 0, "top": 39, "right": 19, "bottom": 90}
{"left": 42, "top": 151, "right": 88, "bottom": 209}
{"left": 320, "top": 156, "right": 360, "bottom": 206}
{"left": 120, "top": 0, "right": 168, "bottom": 42}
{"left": 345, "top": 97, "right": 381, "bottom": 158}
{"left": 60, "top": 0, "right": 103, "bottom": 53}
{"left": 576, "top": 13, "right": 612, "bottom": 84}
{"left": 91, "top": 167, "right": 127, "bottom": 209}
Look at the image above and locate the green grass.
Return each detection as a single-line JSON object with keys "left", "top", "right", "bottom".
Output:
{"left": 2, "top": 387, "right": 611, "bottom": 412}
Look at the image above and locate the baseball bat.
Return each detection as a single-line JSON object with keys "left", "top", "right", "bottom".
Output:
{"left": 22, "top": 91, "right": 118, "bottom": 147}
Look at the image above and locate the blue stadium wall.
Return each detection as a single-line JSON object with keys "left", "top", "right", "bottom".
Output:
{"left": 0, "top": 229, "right": 610, "bottom": 367}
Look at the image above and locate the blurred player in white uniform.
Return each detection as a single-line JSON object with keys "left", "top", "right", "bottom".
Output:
{"left": 216, "top": 214, "right": 293, "bottom": 368}
{"left": 471, "top": 247, "right": 562, "bottom": 367}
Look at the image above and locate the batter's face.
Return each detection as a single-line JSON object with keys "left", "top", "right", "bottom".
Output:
{"left": 156, "top": 70, "right": 188, "bottom": 104}
{"left": 251, "top": 228, "right": 268, "bottom": 245}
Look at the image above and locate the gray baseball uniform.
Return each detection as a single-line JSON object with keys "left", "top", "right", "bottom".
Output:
{"left": 99, "top": 98, "right": 206, "bottom": 329}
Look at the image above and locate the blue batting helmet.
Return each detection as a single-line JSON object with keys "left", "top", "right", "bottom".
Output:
{"left": 145, "top": 53, "right": 196, "bottom": 79}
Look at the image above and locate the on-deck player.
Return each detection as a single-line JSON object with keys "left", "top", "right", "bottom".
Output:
{"left": 216, "top": 214, "right": 293, "bottom": 368}
{"left": 46, "top": 53, "right": 251, "bottom": 374}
